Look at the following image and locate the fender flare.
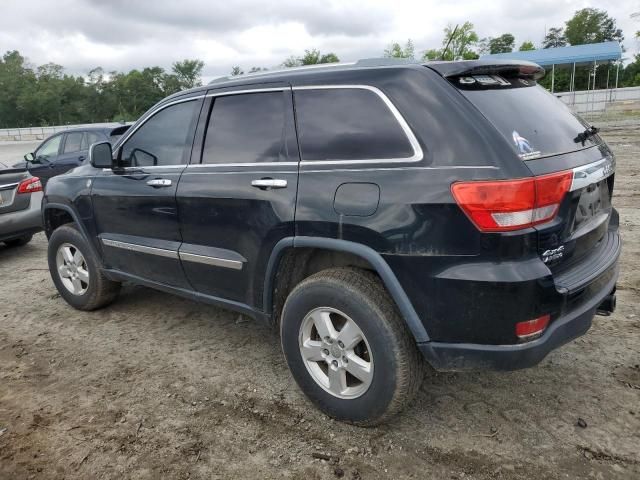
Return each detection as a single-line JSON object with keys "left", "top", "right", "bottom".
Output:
{"left": 42, "top": 202, "right": 103, "bottom": 265}
{"left": 263, "top": 236, "right": 430, "bottom": 343}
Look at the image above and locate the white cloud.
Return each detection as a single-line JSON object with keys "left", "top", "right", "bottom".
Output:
{"left": 0, "top": 0, "right": 637, "bottom": 79}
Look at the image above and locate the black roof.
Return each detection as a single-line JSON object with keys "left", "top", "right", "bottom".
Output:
{"left": 159, "top": 57, "right": 545, "bottom": 105}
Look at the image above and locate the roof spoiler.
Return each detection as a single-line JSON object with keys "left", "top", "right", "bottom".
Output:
{"left": 110, "top": 125, "right": 131, "bottom": 137}
{"left": 425, "top": 59, "right": 545, "bottom": 81}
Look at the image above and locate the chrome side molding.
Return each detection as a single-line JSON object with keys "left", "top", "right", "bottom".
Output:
{"left": 100, "top": 237, "right": 244, "bottom": 270}
{"left": 179, "top": 251, "right": 243, "bottom": 270}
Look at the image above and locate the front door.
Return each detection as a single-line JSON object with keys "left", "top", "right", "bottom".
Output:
{"left": 92, "top": 96, "right": 203, "bottom": 288}
{"left": 177, "top": 86, "right": 299, "bottom": 309}
{"left": 29, "top": 133, "right": 63, "bottom": 185}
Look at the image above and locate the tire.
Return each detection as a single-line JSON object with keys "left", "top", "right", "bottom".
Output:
{"left": 47, "top": 224, "right": 120, "bottom": 311}
{"left": 4, "top": 234, "right": 33, "bottom": 247}
{"left": 280, "top": 267, "right": 424, "bottom": 426}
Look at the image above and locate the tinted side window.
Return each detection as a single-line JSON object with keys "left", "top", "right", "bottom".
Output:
{"left": 82, "top": 132, "right": 102, "bottom": 150}
{"left": 64, "top": 132, "right": 84, "bottom": 153}
{"left": 294, "top": 88, "right": 414, "bottom": 161}
{"left": 37, "top": 135, "right": 62, "bottom": 158}
{"left": 120, "top": 100, "right": 198, "bottom": 167}
{"left": 202, "top": 92, "right": 294, "bottom": 164}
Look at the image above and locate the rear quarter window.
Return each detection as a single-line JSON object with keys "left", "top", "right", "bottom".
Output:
{"left": 294, "top": 88, "right": 415, "bottom": 161}
{"left": 454, "top": 78, "right": 599, "bottom": 159}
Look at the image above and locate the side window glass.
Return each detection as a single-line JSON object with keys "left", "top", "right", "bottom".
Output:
{"left": 37, "top": 135, "right": 62, "bottom": 159}
{"left": 202, "top": 91, "right": 294, "bottom": 164}
{"left": 120, "top": 100, "right": 198, "bottom": 167}
{"left": 294, "top": 88, "right": 414, "bottom": 161}
{"left": 83, "top": 132, "right": 101, "bottom": 151}
{"left": 63, "top": 132, "right": 84, "bottom": 153}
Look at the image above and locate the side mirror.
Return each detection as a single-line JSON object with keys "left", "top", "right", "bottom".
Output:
{"left": 24, "top": 152, "right": 35, "bottom": 162}
{"left": 89, "top": 141, "right": 113, "bottom": 168}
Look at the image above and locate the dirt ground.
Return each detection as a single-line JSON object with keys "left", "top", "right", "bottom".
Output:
{"left": 1, "top": 130, "right": 639, "bottom": 480}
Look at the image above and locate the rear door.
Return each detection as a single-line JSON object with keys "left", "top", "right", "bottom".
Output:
{"left": 176, "top": 85, "right": 299, "bottom": 308}
{"left": 52, "top": 132, "right": 87, "bottom": 178}
{"left": 92, "top": 97, "right": 203, "bottom": 287}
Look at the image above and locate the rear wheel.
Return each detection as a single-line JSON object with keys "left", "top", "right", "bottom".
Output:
{"left": 4, "top": 234, "right": 33, "bottom": 247}
{"left": 280, "top": 267, "right": 424, "bottom": 426}
{"left": 48, "top": 225, "right": 120, "bottom": 310}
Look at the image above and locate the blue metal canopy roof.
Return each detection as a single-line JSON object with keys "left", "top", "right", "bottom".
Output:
{"left": 481, "top": 41, "right": 622, "bottom": 66}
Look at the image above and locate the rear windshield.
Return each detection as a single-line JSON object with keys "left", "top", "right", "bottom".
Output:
{"left": 454, "top": 77, "right": 600, "bottom": 159}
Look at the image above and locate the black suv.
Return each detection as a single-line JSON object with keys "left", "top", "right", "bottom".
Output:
{"left": 43, "top": 59, "right": 620, "bottom": 425}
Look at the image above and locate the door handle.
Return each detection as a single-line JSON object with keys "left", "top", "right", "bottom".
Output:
{"left": 146, "top": 178, "right": 172, "bottom": 187}
{"left": 78, "top": 155, "right": 85, "bottom": 161}
{"left": 251, "top": 178, "right": 287, "bottom": 190}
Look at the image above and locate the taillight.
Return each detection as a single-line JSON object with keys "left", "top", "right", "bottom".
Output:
{"left": 515, "top": 314, "right": 550, "bottom": 340}
{"left": 17, "top": 177, "right": 43, "bottom": 194}
{"left": 451, "top": 170, "right": 573, "bottom": 232}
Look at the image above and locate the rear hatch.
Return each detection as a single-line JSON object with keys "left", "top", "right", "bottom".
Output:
{"left": 0, "top": 165, "right": 31, "bottom": 214}
{"left": 428, "top": 60, "right": 617, "bottom": 291}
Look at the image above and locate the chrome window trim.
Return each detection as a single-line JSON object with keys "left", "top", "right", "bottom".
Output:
{"left": 179, "top": 251, "right": 243, "bottom": 270}
{"left": 292, "top": 84, "right": 424, "bottom": 165}
{"left": 101, "top": 238, "right": 178, "bottom": 259}
{"left": 300, "top": 165, "right": 498, "bottom": 173}
{"left": 570, "top": 157, "right": 614, "bottom": 192}
{"left": 186, "top": 162, "right": 298, "bottom": 169}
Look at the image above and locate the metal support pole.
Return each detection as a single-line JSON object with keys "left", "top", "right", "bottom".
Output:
{"left": 571, "top": 62, "right": 576, "bottom": 105}
{"left": 615, "top": 62, "right": 619, "bottom": 89}
{"left": 551, "top": 64, "right": 555, "bottom": 93}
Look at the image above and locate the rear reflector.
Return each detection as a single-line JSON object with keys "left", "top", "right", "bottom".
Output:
{"left": 17, "top": 177, "right": 43, "bottom": 194}
{"left": 451, "top": 170, "right": 573, "bottom": 232}
{"left": 515, "top": 314, "right": 550, "bottom": 340}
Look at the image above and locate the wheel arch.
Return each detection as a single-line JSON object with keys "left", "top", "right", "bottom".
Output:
{"left": 43, "top": 203, "right": 102, "bottom": 266}
{"left": 264, "top": 236, "right": 430, "bottom": 343}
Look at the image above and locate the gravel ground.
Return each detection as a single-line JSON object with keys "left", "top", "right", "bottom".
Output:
{"left": 0, "top": 130, "right": 639, "bottom": 479}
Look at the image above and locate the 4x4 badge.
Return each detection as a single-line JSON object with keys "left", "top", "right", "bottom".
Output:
{"left": 542, "top": 245, "right": 565, "bottom": 263}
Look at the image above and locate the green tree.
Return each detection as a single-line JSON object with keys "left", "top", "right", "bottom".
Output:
{"left": 283, "top": 49, "right": 340, "bottom": 67}
{"left": 621, "top": 55, "right": 640, "bottom": 87}
{"left": 519, "top": 41, "right": 535, "bottom": 51}
{"left": 282, "top": 55, "right": 301, "bottom": 68}
{"left": 565, "top": 8, "right": 623, "bottom": 45}
{"left": 543, "top": 27, "right": 567, "bottom": 48}
{"left": 230, "top": 66, "right": 244, "bottom": 76}
{"left": 488, "top": 33, "right": 515, "bottom": 54}
{"left": 383, "top": 39, "right": 415, "bottom": 59}
{"left": 171, "top": 59, "right": 204, "bottom": 89}
{"left": 423, "top": 22, "right": 479, "bottom": 61}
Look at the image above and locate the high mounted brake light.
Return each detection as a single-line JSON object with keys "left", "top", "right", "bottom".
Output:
{"left": 17, "top": 177, "right": 43, "bottom": 194}
{"left": 451, "top": 170, "right": 573, "bottom": 232}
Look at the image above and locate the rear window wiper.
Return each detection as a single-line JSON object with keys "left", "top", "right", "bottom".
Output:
{"left": 574, "top": 126, "right": 599, "bottom": 145}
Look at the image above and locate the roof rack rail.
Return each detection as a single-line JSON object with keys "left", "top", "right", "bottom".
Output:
{"left": 209, "top": 61, "right": 355, "bottom": 85}
{"left": 207, "top": 57, "right": 423, "bottom": 85}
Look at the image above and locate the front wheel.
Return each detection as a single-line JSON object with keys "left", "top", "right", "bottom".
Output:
{"left": 280, "top": 267, "right": 424, "bottom": 426}
{"left": 47, "top": 225, "right": 120, "bottom": 310}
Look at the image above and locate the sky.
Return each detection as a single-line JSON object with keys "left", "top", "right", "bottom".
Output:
{"left": 0, "top": 0, "right": 637, "bottom": 81}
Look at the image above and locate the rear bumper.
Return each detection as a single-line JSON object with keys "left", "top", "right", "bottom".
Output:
{"left": 0, "top": 192, "right": 43, "bottom": 242}
{"left": 418, "top": 263, "right": 619, "bottom": 371}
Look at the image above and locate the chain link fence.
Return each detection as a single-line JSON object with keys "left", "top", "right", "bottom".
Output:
{"left": 556, "top": 86, "right": 640, "bottom": 129}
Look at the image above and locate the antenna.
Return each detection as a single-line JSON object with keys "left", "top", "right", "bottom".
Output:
{"left": 440, "top": 24, "right": 459, "bottom": 61}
